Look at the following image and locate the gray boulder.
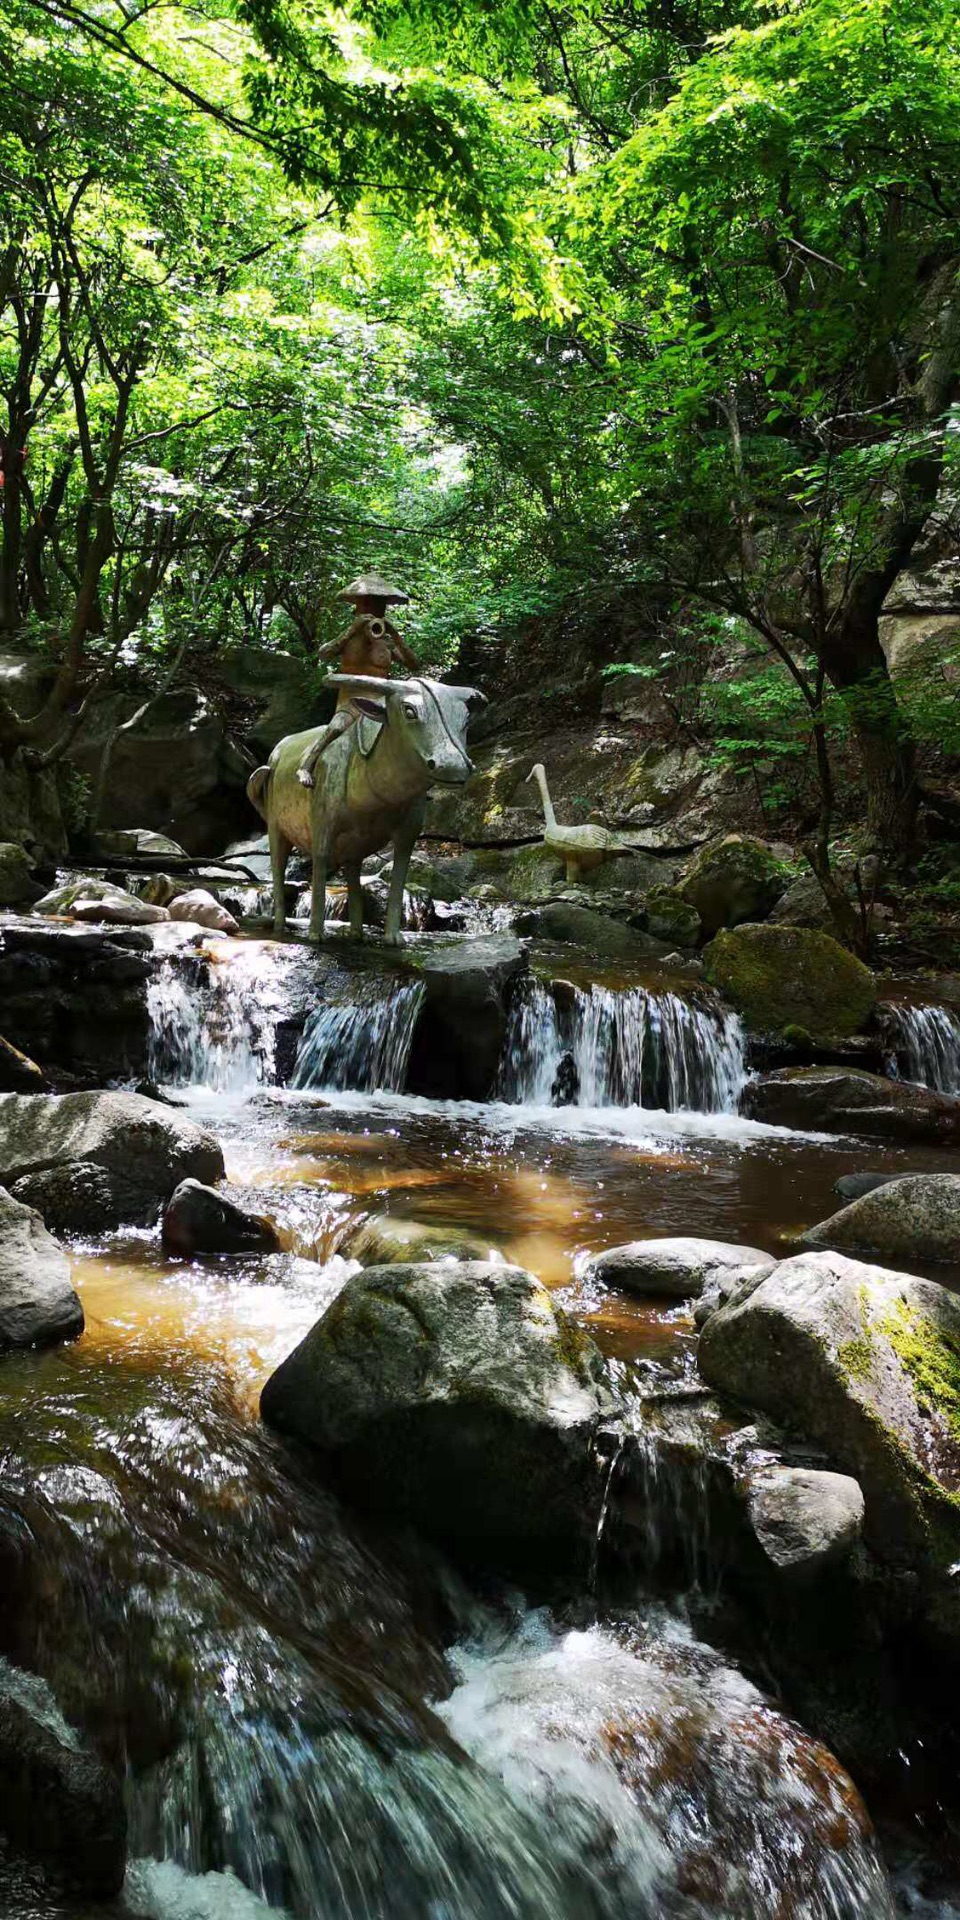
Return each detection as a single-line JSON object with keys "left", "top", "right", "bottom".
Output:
{"left": 0, "top": 1187, "right": 83, "bottom": 1348}
{"left": 834, "top": 1171, "right": 903, "bottom": 1202}
{"left": 167, "top": 887, "right": 240, "bottom": 934}
{"left": 699, "top": 1250, "right": 960, "bottom": 1566}
{"left": 747, "top": 1467, "right": 864, "bottom": 1576}
{"left": 0, "top": 841, "right": 42, "bottom": 909}
{"left": 0, "top": 1660, "right": 126, "bottom": 1896}
{"left": 35, "top": 877, "right": 169, "bottom": 926}
{"left": 161, "top": 1179, "right": 280, "bottom": 1258}
{"left": 261, "top": 1260, "right": 612, "bottom": 1579}
{"left": 0, "top": 1090, "right": 224, "bottom": 1232}
{"left": 741, "top": 1067, "right": 960, "bottom": 1144}
{"left": 91, "top": 829, "right": 189, "bottom": 860}
{"left": 678, "top": 835, "right": 787, "bottom": 937}
{"left": 802, "top": 1174, "right": 960, "bottom": 1266}
{"left": 583, "top": 1235, "right": 775, "bottom": 1301}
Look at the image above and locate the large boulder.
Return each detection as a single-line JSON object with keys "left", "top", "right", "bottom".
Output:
{"left": 644, "top": 885, "right": 701, "bottom": 948}
{"left": 704, "top": 925, "right": 876, "bottom": 1041}
{"left": 0, "top": 1187, "right": 83, "bottom": 1348}
{"left": 261, "top": 1260, "right": 612, "bottom": 1579}
{"left": 161, "top": 1179, "right": 280, "bottom": 1258}
{"left": 698, "top": 1250, "right": 960, "bottom": 1566}
{"left": 35, "top": 877, "right": 170, "bottom": 926}
{"left": 801, "top": 1173, "right": 960, "bottom": 1266}
{"left": 91, "top": 828, "right": 189, "bottom": 860}
{"left": 742, "top": 1066, "right": 960, "bottom": 1144}
{"left": 0, "top": 1091, "right": 224, "bottom": 1232}
{"left": 404, "top": 938, "right": 527, "bottom": 1101}
{"left": 583, "top": 1236, "right": 775, "bottom": 1302}
{"left": 68, "top": 686, "right": 253, "bottom": 856}
{"left": 0, "top": 842, "right": 42, "bottom": 909}
{"left": 678, "top": 835, "right": 787, "bottom": 937}
{"left": 0, "top": 1661, "right": 126, "bottom": 1896}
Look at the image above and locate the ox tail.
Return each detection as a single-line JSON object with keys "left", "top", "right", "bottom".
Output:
{"left": 247, "top": 764, "right": 271, "bottom": 822}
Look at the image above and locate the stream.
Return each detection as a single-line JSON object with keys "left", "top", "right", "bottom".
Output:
{"left": 6, "top": 928, "right": 960, "bottom": 1918}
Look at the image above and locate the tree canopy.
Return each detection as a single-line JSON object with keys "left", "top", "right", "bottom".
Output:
{"left": 2, "top": 0, "right": 959, "bottom": 862}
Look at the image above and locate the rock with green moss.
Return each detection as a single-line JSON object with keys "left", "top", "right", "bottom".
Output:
{"left": 704, "top": 925, "right": 876, "bottom": 1041}
{"left": 644, "top": 886, "right": 701, "bottom": 948}
{"left": 0, "top": 841, "right": 42, "bottom": 909}
{"left": 678, "top": 835, "right": 787, "bottom": 937}
{"left": 801, "top": 1174, "right": 960, "bottom": 1266}
{"left": 346, "top": 1214, "right": 500, "bottom": 1266}
{"left": 742, "top": 1067, "right": 960, "bottom": 1143}
{"left": 260, "top": 1259, "right": 613, "bottom": 1582}
{"left": 698, "top": 1249, "right": 960, "bottom": 1569}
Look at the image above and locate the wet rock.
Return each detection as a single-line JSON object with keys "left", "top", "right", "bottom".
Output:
{"left": 747, "top": 1467, "right": 865, "bottom": 1576}
{"left": 0, "top": 1035, "right": 44, "bottom": 1092}
{"left": 0, "top": 842, "right": 42, "bottom": 909}
{"left": 161, "top": 1179, "right": 280, "bottom": 1257}
{"left": 0, "top": 1187, "right": 83, "bottom": 1349}
{"left": 91, "top": 828, "right": 189, "bottom": 860}
{"left": 514, "top": 901, "right": 669, "bottom": 962}
{"left": 742, "top": 1067, "right": 960, "bottom": 1144}
{"left": 583, "top": 1236, "right": 775, "bottom": 1301}
{"left": 346, "top": 1214, "right": 499, "bottom": 1266}
{"left": 698, "top": 1250, "right": 960, "bottom": 1567}
{"left": 0, "top": 1090, "right": 224, "bottom": 1232}
{"left": 705, "top": 924, "right": 876, "bottom": 1041}
{"left": 644, "top": 885, "right": 701, "bottom": 948}
{"left": 678, "top": 835, "right": 787, "bottom": 937}
{"left": 35, "top": 877, "right": 170, "bottom": 926}
{"left": 0, "top": 1660, "right": 126, "bottom": 1897}
{"left": 404, "top": 937, "right": 527, "bottom": 1101}
{"left": 801, "top": 1173, "right": 960, "bottom": 1266}
{"left": 261, "top": 1259, "right": 613, "bottom": 1580}
{"left": 167, "top": 888, "right": 240, "bottom": 935}
{"left": 835, "top": 1171, "right": 902, "bottom": 1201}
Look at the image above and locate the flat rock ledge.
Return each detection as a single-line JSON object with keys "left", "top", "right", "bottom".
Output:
{"left": 261, "top": 1258, "right": 613, "bottom": 1583}
{"left": 0, "top": 1089, "right": 224, "bottom": 1232}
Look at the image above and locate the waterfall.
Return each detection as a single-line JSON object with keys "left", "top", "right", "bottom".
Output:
{"left": 498, "top": 979, "right": 744, "bottom": 1114}
{"left": 147, "top": 941, "right": 301, "bottom": 1091}
{"left": 885, "top": 1001, "right": 960, "bottom": 1095}
{"left": 291, "top": 979, "right": 425, "bottom": 1093}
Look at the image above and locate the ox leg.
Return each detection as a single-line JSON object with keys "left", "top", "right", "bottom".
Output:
{"left": 270, "top": 823, "right": 292, "bottom": 936}
{"left": 308, "top": 838, "right": 329, "bottom": 943}
{"left": 344, "top": 863, "right": 364, "bottom": 939}
{"left": 385, "top": 807, "right": 423, "bottom": 945}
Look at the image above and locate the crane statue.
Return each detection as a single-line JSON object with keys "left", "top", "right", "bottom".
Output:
{"left": 526, "top": 762, "right": 634, "bottom": 886}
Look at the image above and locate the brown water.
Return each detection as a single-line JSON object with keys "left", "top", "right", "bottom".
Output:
{"left": 5, "top": 1033, "right": 960, "bottom": 1911}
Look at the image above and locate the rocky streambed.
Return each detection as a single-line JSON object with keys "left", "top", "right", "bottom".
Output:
{"left": 1, "top": 911, "right": 960, "bottom": 1917}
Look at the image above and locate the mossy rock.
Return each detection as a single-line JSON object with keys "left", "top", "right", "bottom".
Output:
{"left": 704, "top": 924, "right": 876, "bottom": 1042}
{"left": 698, "top": 1249, "right": 960, "bottom": 1573}
{"left": 0, "top": 842, "right": 42, "bottom": 909}
{"left": 645, "top": 886, "right": 701, "bottom": 949}
{"left": 678, "top": 834, "right": 787, "bottom": 936}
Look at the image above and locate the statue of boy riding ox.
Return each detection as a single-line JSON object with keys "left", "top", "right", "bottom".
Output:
{"left": 246, "top": 674, "right": 485, "bottom": 944}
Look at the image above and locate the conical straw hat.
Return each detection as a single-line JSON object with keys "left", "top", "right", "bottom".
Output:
{"left": 336, "top": 571, "right": 409, "bottom": 607}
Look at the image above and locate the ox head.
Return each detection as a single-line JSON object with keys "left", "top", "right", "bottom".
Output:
{"left": 327, "top": 675, "right": 487, "bottom": 786}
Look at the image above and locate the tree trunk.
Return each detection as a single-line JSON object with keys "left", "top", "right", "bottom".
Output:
{"left": 821, "top": 614, "right": 917, "bottom": 854}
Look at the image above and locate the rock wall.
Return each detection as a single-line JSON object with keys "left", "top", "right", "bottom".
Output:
{"left": 0, "top": 920, "right": 153, "bottom": 1085}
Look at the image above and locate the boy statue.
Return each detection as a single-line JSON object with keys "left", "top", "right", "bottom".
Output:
{"left": 298, "top": 571, "right": 418, "bottom": 788}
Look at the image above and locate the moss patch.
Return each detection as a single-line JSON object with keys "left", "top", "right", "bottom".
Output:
{"left": 704, "top": 924, "right": 876, "bottom": 1041}
{"left": 882, "top": 1299, "right": 960, "bottom": 1446}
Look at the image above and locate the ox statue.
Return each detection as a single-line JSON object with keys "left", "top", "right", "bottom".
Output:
{"left": 246, "top": 674, "right": 485, "bottom": 944}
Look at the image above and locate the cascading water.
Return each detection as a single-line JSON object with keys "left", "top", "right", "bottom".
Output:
{"left": 497, "top": 979, "right": 745, "bottom": 1113}
{"left": 147, "top": 937, "right": 303, "bottom": 1091}
{"left": 884, "top": 1001, "right": 960, "bottom": 1094}
{"left": 291, "top": 979, "right": 425, "bottom": 1093}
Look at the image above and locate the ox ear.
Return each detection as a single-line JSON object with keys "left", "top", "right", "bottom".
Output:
{"left": 463, "top": 688, "right": 488, "bottom": 711}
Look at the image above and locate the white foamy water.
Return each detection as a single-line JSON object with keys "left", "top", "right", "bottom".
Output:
{"left": 126, "top": 1859, "right": 286, "bottom": 1920}
{"left": 440, "top": 1611, "right": 895, "bottom": 1919}
{"left": 147, "top": 934, "right": 306, "bottom": 1092}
